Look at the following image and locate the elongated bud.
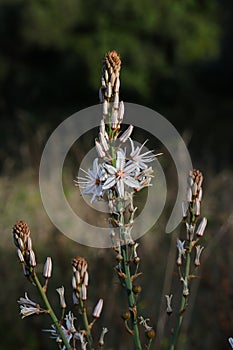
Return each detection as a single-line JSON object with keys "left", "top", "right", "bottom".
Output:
{"left": 197, "top": 187, "right": 202, "bottom": 201}
{"left": 17, "top": 248, "right": 25, "bottom": 263}
{"left": 99, "top": 327, "right": 108, "bottom": 347}
{"left": 93, "top": 298, "right": 103, "bottom": 318}
{"left": 29, "top": 250, "right": 36, "bottom": 267}
{"left": 111, "top": 110, "right": 119, "bottom": 129}
{"left": 181, "top": 201, "right": 188, "bottom": 218}
{"left": 83, "top": 271, "right": 89, "bottom": 286}
{"left": 113, "top": 92, "right": 119, "bottom": 109}
{"left": 118, "top": 101, "right": 124, "bottom": 122}
{"left": 27, "top": 237, "right": 32, "bottom": 251}
{"left": 114, "top": 77, "right": 120, "bottom": 92}
{"left": 196, "top": 217, "right": 207, "bottom": 236}
{"left": 56, "top": 286, "right": 66, "bottom": 309}
{"left": 99, "top": 88, "right": 104, "bottom": 103}
{"left": 99, "top": 132, "right": 109, "bottom": 152}
{"left": 103, "top": 100, "right": 108, "bottom": 115}
{"left": 106, "top": 82, "right": 112, "bottom": 98}
{"left": 120, "top": 124, "right": 134, "bottom": 143}
{"left": 81, "top": 284, "right": 87, "bottom": 301}
{"left": 195, "top": 245, "right": 204, "bottom": 266}
{"left": 43, "top": 257, "right": 52, "bottom": 278}
{"left": 95, "top": 140, "right": 106, "bottom": 158}
{"left": 194, "top": 200, "right": 201, "bottom": 216}
{"left": 187, "top": 187, "right": 192, "bottom": 202}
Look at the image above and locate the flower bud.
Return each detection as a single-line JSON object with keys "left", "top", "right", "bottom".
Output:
{"left": 29, "top": 249, "right": 36, "bottom": 267}
{"left": 196, "top": 217, "right": 207, "bottom": 237}
{"left": 93, "top": 298, "right": 103, "bottom": 318}
{"left": 43, "top": 257, "right": 52, "bottom": 278}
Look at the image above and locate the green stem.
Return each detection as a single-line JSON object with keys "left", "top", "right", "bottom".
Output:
{"left": 168, "top": 241, "right": 192, "bottom": 350}
{"left": 79, "top": 297, "right": 95, "bottom": 350}
{"left": 31, "top": 271, "right": 72, "bottom": 350}
{"left": 121, "top": 242, "right": 142, "bottom": 350}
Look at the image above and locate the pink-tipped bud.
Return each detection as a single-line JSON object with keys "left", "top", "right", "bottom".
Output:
{"left": 113, "top": 92, "right": 119, "bottom": 109}
{"left": 196, "top": 217, "right": 207, "bottom": 236}
{"left": 17, "top": 248, "right": 24, "bottom": 263}
{"left": 93, "top": 298, "right": 103, "bottom": 318}
{"left": 99, "top": 132, "right": 109, "bottom": 152}
{"left": 106, "top": 82, "right": 112, "bottom": 98}
{"left": 111, "top": 110, "right": 118, "bottom": 129}
{"left": 187, "top": 188, "right": 192, "bottom": 202}
{"left": 29, "top": 250, "right": 36, "bottom": 267}
{"left": 181, "top": 201, "right": 188, "bottom": 219}
{"left": 197, "top": 187, "right": 202, "bottom": 201}
{"left": 83, "top": 271, "right": 89, "bottom": 286}
{"left": 114, "top": 77, "right": 120, "bottom": 92}
{"left": 43, "top": 257, "right": 52, "bottom": 278}
{"left": 194, "top": 200, "right": 201, "bottom": 216}
{"left": 27, "top": 237, "right": 32, "bottom": 250}
{"left": 118, "top": 101, "right": 124, "bottom": 122}
{"left": 120, "top": 124, "right": 134, "bottom": 143}
{"left": 103, "top": 100, "right": 108, "bottom": 115}
{"left": 81, "top": 284, "right": 87, "bottom": 301}
{"left": 95, "top": 140, "right": 106, "bottom": 158}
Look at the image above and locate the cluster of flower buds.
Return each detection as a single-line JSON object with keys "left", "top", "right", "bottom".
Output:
{"left": 72, "top": 256, "right": 89, "bottom": 302}
{"left": 173, "top": 169, "right": 207, "bottom": 304}
{"left": 12, "top": 220, "right": 36, "bottom": 277}
{"left": 187, "top": 169, "right": 203, "bottom": 216}
{"left": 99, "top": 50, "right": 121, "bottom": 105}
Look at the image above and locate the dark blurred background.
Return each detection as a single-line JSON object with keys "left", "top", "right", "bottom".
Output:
{"left": 0, "top": 0, "right": 232, "bottom": 349}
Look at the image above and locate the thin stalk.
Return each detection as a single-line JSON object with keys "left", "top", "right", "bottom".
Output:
{"left": 169, "top": 203, "right": 195, "bottom": 350}
{"left": 121, "top": 242, "right": 142, "bottom": 350}
{"left": 118, "top": 202, "right": 142, "bottom": 350}
{"left": 78, "top": 297, "right": 95, "bottom": 350}
{"left": 168, "top": 241, "right": 192, "bottom": 350}
{"left": 31, "top": 271, "right": 72, "bottom": 350}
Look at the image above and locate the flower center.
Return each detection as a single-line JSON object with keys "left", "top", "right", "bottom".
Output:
{"left": 117, "top": 170, "right": 125, "bottom": 179}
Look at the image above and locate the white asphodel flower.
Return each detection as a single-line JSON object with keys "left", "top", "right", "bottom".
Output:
{"left": 19, "top": 305, "right": 41, "bottom": 318}
{"left": 43, "top": 324, "right": 73, "bottom": 349}
{"left": 128, "top": 138, "right": 162, "bottom": 170}
{"left": 75, "top": 158, "right": 106, "bottom": 203}
{"left": 103, "top": 149, "right": 140, "bottom": 198}
{"left": 18, "top": 292, "right": 38, "bottom": 307}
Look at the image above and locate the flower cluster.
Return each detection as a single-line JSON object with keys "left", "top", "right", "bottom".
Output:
{"left": 12, "top": 220, "right": 36, "bottom": 278}
{"left": 76, "top": 51, "right": 160, "bottom": 210}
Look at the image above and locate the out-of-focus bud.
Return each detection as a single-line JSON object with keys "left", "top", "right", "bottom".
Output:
{"left": 118, "top": 101, "right": 124, "bottom": 123}
{"left": 99, "top": 327, "right": 108, "bottom": 347}
{"left": 29, "top": 250, "right": 36, "bottom": 267}
{"left": 95, "top": 140, "right": 106, "bottom": 158}
{"left": 43, "top": 257, "right": 52, "bottom": 278}
{"left": 56, "top": 286, "right": 66, "bottom": 309}
{"left": 111, "top": 110, "right": 119, "bottom": 129}
{"left": 83, "top": 271, "right": 89, "bottom": 286}
{"left": 81, "top": 284, "right": 87, "bottom": 301}
{"left": 194, "top": 200, "right": 201, "bottom": 216}
{"left": 120, "top": 124, "right": 134, "bottom": 143}
{"left": 93, "top": 298, "right": 103, "bottom": 318}
{"left": 165, "top": 294, "right": 173, "bottom": 315}
{"left": 196, "top": 217, "right": 207, "bottom": 237}
{"left": 195, "top": 245, "right": 204, "bottom": 266}
{"left": 181, "top": 201, "right": 188, "bottom": 219}
{"left": 103, "top": 100, "right": 108, "bottom": 115}
{"left": 114, "top": 77, "right": 120, "bottom": 92}
{"left": 17, "top": 249, "right": 25, "bottom": 263}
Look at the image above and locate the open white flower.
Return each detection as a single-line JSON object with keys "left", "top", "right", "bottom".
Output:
{"left": 75, "top": 158, "right": 106, "bottom": 203}
{"left": 128, "top": 138, "right": 161, "bottom": 170}
{"left": 103, "top": 149, "right": 140, "bottom": 198}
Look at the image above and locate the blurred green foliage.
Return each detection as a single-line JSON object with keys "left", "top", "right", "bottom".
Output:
{"left": 1, "top": 0, "right": 232, "bottom": 173}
